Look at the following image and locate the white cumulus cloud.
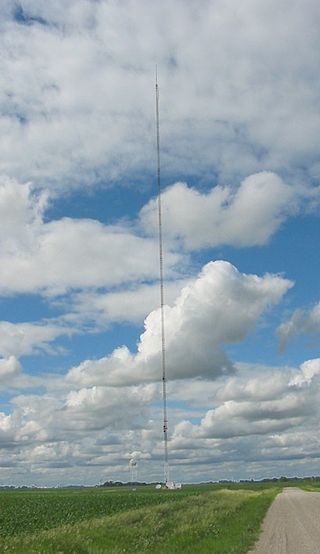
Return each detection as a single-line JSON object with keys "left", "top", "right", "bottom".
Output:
{"left": 67, "top": 261, "right": 292, "bottom": 386}
{"left": 0, "top": 178, "right": 181, "bottom": 296}
{"left": 140, "top": 172, "right": 302, "bottom": 249}
{"left": 0, "top": 356, "right": 21, "bottom": 382}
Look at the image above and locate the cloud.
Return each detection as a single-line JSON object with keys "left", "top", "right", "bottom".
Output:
{"left": 0, "top": 412, "right": 18, "bottom": 447}
{"left": 3, "top": 381, "right": 156, "bottom": 451}
{"left": 65, "top": 384, "right": 156, "bottom": 431}
{"left": 289, "top": 358, "right": 320, "bottom": 386}
{"left": 0, "top": 176, "right": 46, "bottom": 245}
{"left": 67, "top": 261, "right": 292, "bottom": 386}
{"left": 61, "top": 279, "right": 191, "bottom": 327}
{"left": 278, "top": 303, "right": 320, "bottom": 351}
{"left": 2, "top": 356, "right": 320, "bottom": 484}
{"left": 172, "top": 357, "right": 320, "bottom": 442}
{"left": 0, "top": 0, "right": 319, "bottom": 486}
{"left": 0, "top": 355, "right": 45, "bottom": 391}
{"left": 197, "top": 395, "right": 309, "bottom": 439}
{"left": 0, "top": 174, "right": 298, "bottom": 311}
{"left": 0, "top": 1, "right": 319, "bottom": 188}
{"left": 0, "top": 178, "right": 181, "bottom": 296}
{"left": 0, "top": 321, "right": 76, "bottom": 358}
{"left": 140, "top": 172, "right": 302, "bottom": 249}
{"left": 0, "top": 356, "right": 21, "bottom": 382}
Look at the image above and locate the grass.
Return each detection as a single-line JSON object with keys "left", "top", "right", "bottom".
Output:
{"left": 0, "top": 487, "right": 189, "bottom": 539}
{"left": 0, "top": 484, "right": 280, "bottom": 553}
{"left": 297, "top": 480, "right": 320, "bottom": 492}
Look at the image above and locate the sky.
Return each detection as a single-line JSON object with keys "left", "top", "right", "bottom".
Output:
{"left": 0, "top": 0, "right": 320, "bottom": 486}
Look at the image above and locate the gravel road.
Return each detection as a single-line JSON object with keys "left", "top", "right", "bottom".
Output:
{"left": 249, "top": 487, "right": 320, "bottom": 554}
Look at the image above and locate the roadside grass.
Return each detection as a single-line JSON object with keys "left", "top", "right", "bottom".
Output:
{"left": 0, "top": 487, "right": 278, "bottom": 553}
{"left": 297, "top": 479, "right": 320, "bottom": 492}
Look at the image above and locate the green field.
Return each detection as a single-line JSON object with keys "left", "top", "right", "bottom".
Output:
{"left": 0, "top": 481, "right": 317, "bottom": 553}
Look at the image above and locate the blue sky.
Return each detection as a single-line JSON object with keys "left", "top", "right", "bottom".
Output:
{"left": 0, "top": 0, "right": 319, "bottom": 486}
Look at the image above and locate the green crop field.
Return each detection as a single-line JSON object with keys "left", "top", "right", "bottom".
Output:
{"left": 0, "top": 481, "right": 318, "bottom": 553}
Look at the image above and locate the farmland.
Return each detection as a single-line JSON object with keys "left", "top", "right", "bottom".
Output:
{"left": 0, "top": 481, "right": 318, "bottom": 553}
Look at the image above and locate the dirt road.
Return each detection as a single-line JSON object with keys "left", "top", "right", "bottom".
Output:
{"left": 249, "top": 487, "right": 320, "bottom": 554}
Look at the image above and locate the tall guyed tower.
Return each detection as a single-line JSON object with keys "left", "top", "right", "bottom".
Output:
{"left": 155, "top": 69, "right": 169, "bottom": 487}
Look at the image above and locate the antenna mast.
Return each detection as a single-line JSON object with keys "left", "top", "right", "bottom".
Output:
{"left": 155, "top": 68, "right": 169, "bottom": 486}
